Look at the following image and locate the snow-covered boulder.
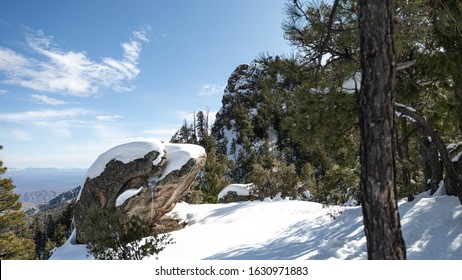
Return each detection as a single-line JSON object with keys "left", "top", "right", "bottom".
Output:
{"left": 217, "top": 183, "right": 254, "bottom": 202}
{"left": 74, "top": 141, "right": 206, "bottom": 243}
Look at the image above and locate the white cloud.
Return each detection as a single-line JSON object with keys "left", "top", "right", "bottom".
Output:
{"left": 0, "top": 89, "right": 7, "bottom": 95}
{"left": 0, "top": 108, "right": 93, "bottom": 138}
{"left": 133, "top": 30, "right": 150, "bottom": 43}
{"left": 0, "top": 28, "right": 150, "bottom": 96}
{"left": 197, "top": 84, "right": 224, "bottom": 96}
{"left": 31, "top": 94, "right": 68, "bottom": 105}
{"left": 0, "top": 108, "right": 92, "bottom": 123}
{"left": 96, "top": 115, "right": 123, "bottom": 121}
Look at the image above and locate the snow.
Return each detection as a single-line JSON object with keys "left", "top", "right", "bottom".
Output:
{"left": 433, "top": 180, "right": 447, "bottom": 196}
{"left": 396, "top": 102, "right": 417, "bottom": 112}
{"left": 222, "top": 127, "right": 239, "bottom": 160}
{"left": 115, "top": 186, "right": 143, "bottom": 207}
{"left": 111, "top": 143, "right": 206, "bottom": 205}
{"left": 50, "top": 191, "right": 462, "bottom": 260}
{"left": 395, "top": 103, "right": 418, "bottom": 122}
{"left": 303, "top": 190, "right": 312, "bottom": 200}
{"left": 155, "top": 143, "right": 205, "bottom": 182}
{"left": 452, "top": 151, "right": 462, "bottom": 163}
{"left": 49, "top": 229, "right": 92, "bottom": 260}
{"left": 447, "top": 141, "right": 462, "bottom": 151}
{"left": 85, "top": 140, "right": 165, "bottom": 179}
{"left": 342, "top": 72, "right": 361, "bottom": 93}
{"left": 217, "top": 183, "right": 252, "bottom": 201}
{"left": 400, "top": 195, "right": 462, "bottom": 259}
{"left": 447, "top": 143, "right": 458, "bottom": 150}
{"left": 76, "top": 141, "right": 205, "bottom": 201}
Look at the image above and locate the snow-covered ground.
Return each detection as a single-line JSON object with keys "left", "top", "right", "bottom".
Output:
{"left": 50, "top": 190, "right": 462, "bottom": 260}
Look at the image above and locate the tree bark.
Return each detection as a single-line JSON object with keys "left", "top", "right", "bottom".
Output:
{"left": 358, "top": 0, "right": 406, "bottom": 259}
{"left": 416, "top": 131, "right": 443, "bottom": 194}
{"left": 455, "top": 82, "right": 462, "bottom": 135}
{"left": 395, "top": 118, "right": 414, "bottom": 199}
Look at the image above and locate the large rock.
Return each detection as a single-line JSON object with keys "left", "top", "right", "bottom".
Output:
{"left": 74, "top": 141, "right": 206, "bottom": 243}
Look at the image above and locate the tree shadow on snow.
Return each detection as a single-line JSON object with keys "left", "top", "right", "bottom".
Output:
{"left": 401, "top": 196, "right": 462, "bottom": 260}
{"left": 196, "top": 202, "right": 257, "bottom": 225}
{"left": 204, "top": 207, "right": 368, "bottom": 260}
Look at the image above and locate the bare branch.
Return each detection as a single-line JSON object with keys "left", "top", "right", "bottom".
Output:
{"left": 396, "top": 60, "right": 416, "bottom": 71}
{"left": 317, "top": 0, "right": 341, "bottom": 69}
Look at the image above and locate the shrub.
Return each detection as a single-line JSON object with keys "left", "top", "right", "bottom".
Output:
{"left": 81, "top": 206, "right": 173, "bottom": 260}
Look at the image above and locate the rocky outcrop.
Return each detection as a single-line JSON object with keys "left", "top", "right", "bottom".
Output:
{"left": 74, "top": 141, "right": 206, "bottom": 243}
{"left": 120, "top": 156, "right": 204, "bottom": 222}
{"left": 211, "top": 63, "right": 268, "bottom": 157}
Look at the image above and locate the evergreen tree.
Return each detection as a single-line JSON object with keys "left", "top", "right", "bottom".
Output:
{"left": 31, "top": 202, "right": 75, "bottom": 259}
{"left": 81, "top": 205, "right": 173, "bottom": 260}
{"left": 196, "top": 111, "right": 207, "bottom": 142}
{"left": 251, "top": 157, "right": 300, "bottom": 199}
{"left": 200, "top": 144, "right": 231, "bottom": 203}
{"left": 299, "top": 163, "right": 317, "bottom": 196}
{"left": 171, "top": 120, "right": 196, "bottom": 144}
{"left": 0, "top": 145, "right": 35, "bottom": 259}
{"left": 282, "top": 0, "right": 462, "bottom": 203}
{"left": 429, "top": 0, "right": 462, "bottom": 134}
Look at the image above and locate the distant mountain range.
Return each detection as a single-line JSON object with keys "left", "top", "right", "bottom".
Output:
{"left": 4, "top": 168, "right": 86, "bottom": 209}
{"left": 25, "top": 186, "right": 81, "bottom": 215}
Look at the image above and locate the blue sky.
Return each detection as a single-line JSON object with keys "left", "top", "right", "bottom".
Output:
{"left": 0, "top": 0, "right": 293, "bottom": 168}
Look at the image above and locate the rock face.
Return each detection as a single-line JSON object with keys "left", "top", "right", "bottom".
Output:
{"left": 74, "top": 141, "right": 206, "bottom": 243}
{"left": 211, "top": 62, "right": 269, "bottom": 158}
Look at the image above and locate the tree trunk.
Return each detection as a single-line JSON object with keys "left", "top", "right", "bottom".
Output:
{"left": 396, "top": 105, "right": 462, "bottom": 203}
{"left": 416, "top": 130, "right": 443, "bottom": 194}
{"left": 358, "top": 0, "right": 406, "bottom": 260}
{"left": 396, "top": 118, "right": 413, "bottom": 199}
{"left": 455, "top": 81, "right": 462, "bottom": 135}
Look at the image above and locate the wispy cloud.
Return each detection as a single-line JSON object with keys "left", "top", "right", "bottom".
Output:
{"left": 0, "top": 108, "right": 92, "bottom": 123}
{"left": 0, "top": 108, "right": 93, "bottom": 138}
{"left": 0, "top": 27, "right": 150, "bottom": 96}
{"left": 0, "top": 89, "right": 7, "bottom": 95}
{"left": 31, "top": 94, "right": 68, "bottom": 105}
{"left": 197, "top": 84, "right": 224, "bottom": 96}
{"left": 96, "top": 115, "right": 123, "bottom": 121}
{"left": 132, "top": 26, "right": 150, "bottom": 43}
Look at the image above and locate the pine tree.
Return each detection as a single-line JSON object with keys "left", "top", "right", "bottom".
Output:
{"left": 0, "top": 145, "right": 35, "bottom": 259}
{"left": 200, "top": 144, "right": 231, "bottom": 203}
{"left": 429, "top": 0, "right": 462, "bottom": 134}
{"left": 358, "top": 0, "right": 406, "bottom": 259}
{"left": 281, "top": 0, "right": 462, "bottom": 203}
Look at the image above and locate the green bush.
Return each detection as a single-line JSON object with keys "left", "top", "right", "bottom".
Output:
{"left": 251, "top": 159, "right": 300, "bottom": 199}
{"left": 81, "top": 206, "right": 173, "bottom": 260}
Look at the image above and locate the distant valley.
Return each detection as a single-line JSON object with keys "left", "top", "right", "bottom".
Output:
{"left": 4, "top": 168, "right": 87, "bottom": 209}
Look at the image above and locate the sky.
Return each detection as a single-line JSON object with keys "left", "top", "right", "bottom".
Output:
{"left": 0, "top": 0, "right": 293, "bottom": 168}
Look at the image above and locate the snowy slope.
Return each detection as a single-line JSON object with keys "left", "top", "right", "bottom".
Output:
{"left": 50, "top": 191, "right": 462, "bottom": 260}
